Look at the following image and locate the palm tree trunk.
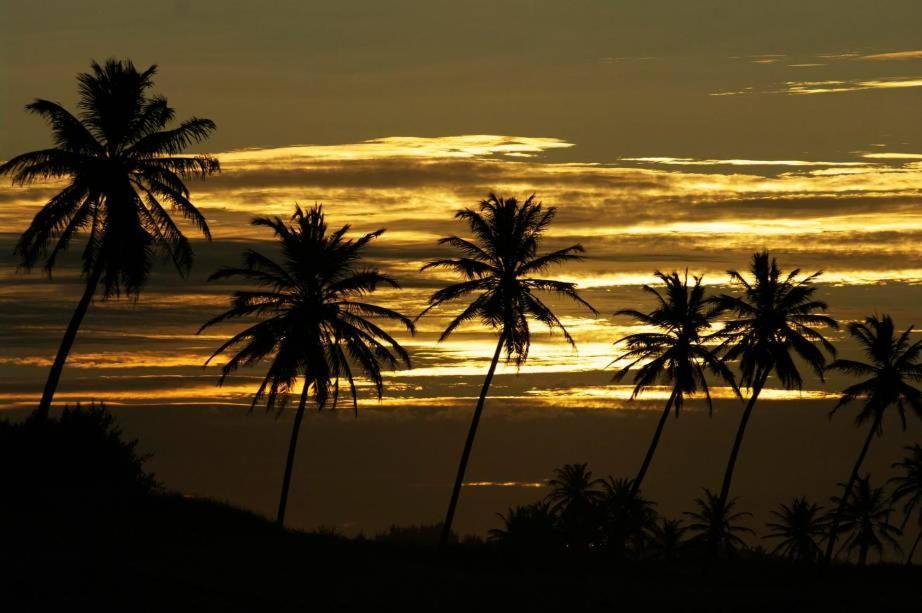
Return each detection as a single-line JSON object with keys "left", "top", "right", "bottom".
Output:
{"left": 717, "top": 369, "right": 768, "bottom": 510}
{"left": 906, "top": 531, "right": 921, "bottom": 566}
{"left": 630, "top": 387, "right": 678, "bottom": 495}
{"left": 36, "top": 264, "right": 103, "bottom": 419}
{"left": 276, "top": 381, "right": 311, "bottom": 526}
{"left": 858, "top": 540, "right": 868, "bottom": 566}
{"left": 823, "top": 416, "right": 880, "bottom": 564}
{"left": 439, "top": 334, "right": 505, "bottom": 548}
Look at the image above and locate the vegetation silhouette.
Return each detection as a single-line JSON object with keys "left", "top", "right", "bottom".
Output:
{"left": 419, "top": 193, "right": 596, "bottom": 546}
{"left": 489, "top": 502, "right": 561, "bottom": 553}
{"left": 832, "top": 476, "right": 902, "bottom": 565}
{"left": 597, "top": 476, "right": 657, "bottom": 559}
{"left": 0, "top": 59, "right": 218, "bottom": 418}
{"left": 823, "top": 315, "right": 922, "bottom": 562}
{"left": 763, "top": 496, "right": 828, "bottom": 564}
{"left": 890, "top": 444, "right": 922, "bottom": 564}
{"left": 613, "top": 270, "right": 738, "bottom": 495}
{"left": 684, "top": 489, "right": 754, "bottom": 560}
{"left": 200, "top": 205, "right": 413, "bottom": 525}
{"left": 545, "top": 463, "right": 604, "bottom": 551}
{"left": 646, "top": 518, "right": 688, "bottom": 562}
{"left": 713, "top": 252, "right": 838, "bottom": 513}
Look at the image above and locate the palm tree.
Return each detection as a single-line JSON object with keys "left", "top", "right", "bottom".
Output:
{"left": 420, "top": 193, "right": 596, "bottom": 546}
{"left": 545, "top": 463, "right": 604, "bottom": 551}
{"left": 489, "top": 502, "right": 561, "bottom": 552}
{"left": 832, "top": 476, "right": 902, "bottom": 565}
{"left": 647, "top": 518, "right": 687, "bottom": 562}
{"left": 763, "top": 496, "right": 827, "bottom": 563}
{"left": 823, "top": 315, "right": 922, "bottom": 562}
{"left": 613, "top": 271, "right": 738, "bottom": 495}
{"left": 713, "top": 251, "right": 837, "bottom": 510}
{"left": 597, "top": 476, "right": 658, "bottom": 558}
{"left": 0, "top": 59, "right": 219, "bottom": 417}
{"left": 684, "top": 488, "right": 754, "bottom": 559}
{"left": 200, "top": 205, "right": 413, "bottom": 526}
{"left": 889, "top": 444, "right": 922, "bottom": 564}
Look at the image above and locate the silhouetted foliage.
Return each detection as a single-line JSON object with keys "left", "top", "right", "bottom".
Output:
{"left": 824, "top": 314, "right": 922, "bottom": 562}
{"left": 684, "top": 489, "right": 754, "bottom": 559}
{"left": 489, "top": 502, "right": 561, "bottom": 553}
{"left": 890, "top": 444, "right": 922, "bottom": 564}
{"left": 646, "top": 518, "right": 688, "bottom": 562}
{"left": 763, "top": 497, "right": 827, "bottom": 564}
{"left": 832, "top": 476, "right": 902, "bottom": 565}
{"left": 596, "top": 476, "right": 657, "bottom": 559}
{"left": 713, "top": 251, "right": 837, "bottom": 511}
{"left": 0, "top": 59, "right": 218, "bottom": 416}
{"left": 376, "top": 523, "right": 457, "bottom": 547}
{"left": 420, "top": 193, "right": 596, "bottom": 546}
{"left": 613, "top": 271, "right": 738, "bottom": 493}
{"left": 201, "top": 204, "right": 413, "bottom": 525}
{"left": 545, "top": 463, "right": 604, "bottom": 551}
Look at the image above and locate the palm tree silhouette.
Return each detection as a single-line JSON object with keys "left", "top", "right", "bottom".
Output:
{"left": 832, "top": 476, "right": 902, "bottom": 565}
{"left": 823, "top": 315, "right": 922, "bottom": 563}
{"left": 890, "top": 444, "right": 922, "bottom": 564}
{"left": 647, "top": 518, "right": 687, "bottom": 562}
{"left": 684, "top": 488, "right": 753, "bottom": 559}
{"left": 420, "top": 194, "right": 596, "bottom": 546}
{"left": 0, "top": 59, "right": 218, "bottom": 417}
{"left": 597, "top": 476, "right": 658, "bottom": 558}
{"left": 200, "top": 205, "right": 413, "bottom": 526}
{"left": 613, "top": 271, "right": 738, "bottom": 495}
{"left": 713, "top": 251, "right": 837, "bottom": 510}
{"left": 763, "top": 496, "right": 827, "bottom": 564}
{"left": 489, "top": 502, "right": 561, "bottom": 552}
{"left": 545, "top": 463, "right": 603, "bottom": 551}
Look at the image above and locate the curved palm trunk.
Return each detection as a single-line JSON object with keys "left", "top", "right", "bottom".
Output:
{"left": 823, "top": 415, "right": 880, "bottom": 564}
{"left": 439, "top": 334, "right": 505, "bottom": 548}
{"left": 717, "top": 369, "right": 768, "bottom": 510}
{"left": 276, "top": 381, "right": 311, "bottom": 526}
{"left": 36, "top": 264, "right": 103, "bottom": 419}
{"left": 630, "top": 387, "right": 678, "bottom": 495}
{"left": 906, "top": 531, "right": 921, "bottom": 566}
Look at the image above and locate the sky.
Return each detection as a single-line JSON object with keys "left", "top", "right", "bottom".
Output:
{"left": 1, "top": 1, "right": 921, "bottom": 541}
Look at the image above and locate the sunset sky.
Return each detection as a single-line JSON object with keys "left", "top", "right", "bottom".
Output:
{"left": 1, "top": 1, "right": 921, "bottom": 535}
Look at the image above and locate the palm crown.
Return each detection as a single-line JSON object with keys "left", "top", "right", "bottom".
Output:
{"left": 0, "top": 58, "right": 219, "bottom": 295}
{"left": 614, "top": 271, "right": 737, "bottom": 413}
{"left": 420, "top": 193, "right": 596, "bottom": 363}
{"left": 715, "top": 251, "right": 838, "bottom": 389}
{"left": 832, "top": 476, "right": 902, "bottom": 565}
{"left": 200, "top": 205, "right": 413, "bottom": 412}
{"left": 763, "top": 496, "right": 827, "bottom": 563}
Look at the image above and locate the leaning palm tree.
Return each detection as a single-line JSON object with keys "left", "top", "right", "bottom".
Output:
{"left": 713, "top": 251, "right": 837, "bottom": 510}
{"left": 200, "top": 205, "right": 413, "bottom": 526}
{"left": 420, "top": 193, "right": 596, "bottom": 546}
{"left": 763, "top": 496, "right": 827, "bottom": 564}
{"left": 613, "top": 271, "right": 738, "bottom": 495}
{"left": 890, "top": 444, "right": 922, "bottom": 564}
{"left": 823, "top": 315, "right": 922, "bottom": 562}
{"left": 833, "top": 476, "right": 902, "bottom": 565}
{"left": 0, "top": 59, "right": 218, "bottom": 417}
{"left": 684, "top": 488, "right": 754, "bottom": 559}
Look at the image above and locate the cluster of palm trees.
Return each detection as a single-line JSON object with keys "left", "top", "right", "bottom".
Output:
{"left": 3, "top": 59, "right": 921, "bottom": 563}
{"left": 490, "top": 454, "right": 922, "bottom": 565}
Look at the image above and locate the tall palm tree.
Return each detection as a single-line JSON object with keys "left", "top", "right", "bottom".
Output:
{"left": 823, "top": 315, "right": 922, "bottom": 562}
{"left": 684, "top": 488, "right": 753, "bottom": 559}
{"left": 200, "top": 205, "right": 413, "bottom": 526}
{"left": 613, "top": 271, "right": 738, "bottom": 495}
{"left": 0, "top": 59, "right": 219, "bottom": 417}
{"left": 763, "top": 496, "right": 827, "bottom": 563}
{"left": 832, "top": 476, "right": 902, "bottom": 565}
{"left": 713, "top": 251, "right": 837, "bottom": 510}
{"left": 890, "top": 444, "right": 922, "bottom": 564}
{"left": 420, "top": 193, "right": 596, "bottom": 546}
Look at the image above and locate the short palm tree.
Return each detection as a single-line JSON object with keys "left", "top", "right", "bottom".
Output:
{"left": 420, "top": 193, "right": 596, "bottom": 546}
{"left": 200, "top": 205, "right": 413, "bottom": 526}
{"left": 489, "top": 502, "right": 561, "bottom": 552}
{"left": 0, "top": 59, "right": 218, "bottom": 417}
{"left": 684, "top": 488, "right": 754, "bottom": 559}
{"left": 823, "top": 315, "right": 922, "bottom": 562}
{"left": 713, "top": 251, "right": 837, "bottom": 510}
{"left": 763, "top": 496, "right": 827, "bottom": 563}
{"left": 833, "top": 476, "right": 902, "bottom": 565}
{"left": 647, "top": 518, "right": 687, "bottom": 562}
{"left": 545, "top": 463, "right": 603, "bottom": 551}
{"left": 613, "top": 271, "right": 738, "bottom": 494}
{"left": 597, "top": 476, "right": 658, "bottom": 558}
{"left": 889, "top": 444, "right": 922, "bottom": 564}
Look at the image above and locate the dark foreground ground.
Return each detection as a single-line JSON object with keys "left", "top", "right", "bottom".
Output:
{"left": 3, "top": 493, "right": 920, "bottom": 613}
